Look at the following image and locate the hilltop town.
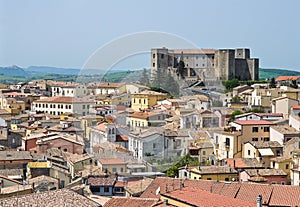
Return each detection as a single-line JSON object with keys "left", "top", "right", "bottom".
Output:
{"left": 0, "top": 48, "right": 300, "bottom": 207}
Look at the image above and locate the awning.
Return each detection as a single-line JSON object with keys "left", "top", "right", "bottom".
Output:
{"left": 258, "top": 148, "right": 274, "bottom": 156}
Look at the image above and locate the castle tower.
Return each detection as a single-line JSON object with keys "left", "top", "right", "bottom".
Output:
{"left": 214, "top": 49, "right": 236, "bottom": 80}
{"left": 150, "top": 47, "right": 169, "bottom": 84}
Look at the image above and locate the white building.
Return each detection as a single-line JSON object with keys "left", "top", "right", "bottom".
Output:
{"left": 32, "top": 96, "right": 93, "bottom": 116}
{"left": 128, "top": 128, "right": 164, "bottom": 162}
{"left": 49, "top": 82, "right": 87, "bottom": 98}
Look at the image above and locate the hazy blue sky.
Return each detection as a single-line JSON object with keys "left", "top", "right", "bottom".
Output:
{"left": 0, "top": 0, "right": 299, "bottom": 70}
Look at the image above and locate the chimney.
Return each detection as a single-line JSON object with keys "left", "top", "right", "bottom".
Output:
{"left": 256, "top": 194, "right": 262, "bottom": 207}
{"left": 180, "top": 180, "right": 184, "bottom": 190}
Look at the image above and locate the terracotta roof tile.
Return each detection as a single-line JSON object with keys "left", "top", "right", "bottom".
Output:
{"left": 226, "top": 158, "right": 264, "bottom": 169}
{"left": 0, "top": 188, "right": 99, "bottom": 207}
{"left": 141, "top": 177, "right": 300, "bottom": 206}
{"left": 103, "top": 197, "right": 158, "bottom": 207}
{"left": 233, "top": 120, "right": 274, "bottom": 125}
{"left": 269, "top": 185, "right": 300, "bottom": 206}
{"left": 99, "top": 158, "right": 127, "bottom": 165}
{"left": 162, "top": 187, "right": 256, "bottom": 207}
{"left": 87, "top": 177, "right": 116, "bottom": 186}
{"left": 35, "top": 96, "right": 92, "bottom": 103}
{"left": 275, "top": 76, "right": 300, "bottom": 81}
{"left": 235, "top": 183, "right": 273, "bottom": 205}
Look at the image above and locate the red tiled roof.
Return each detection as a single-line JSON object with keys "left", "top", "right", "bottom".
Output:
{"left": 129, "top": 111, "right": 153, "bottom": 119}
{"left": 116, "top": 135, "right": 128, "bottom": 141}
{"left": 233, "top": 120, "right": 274, "bottom": 125}
{"left": 162, "top": 187, "right": 256, "bottom": 207}
{"left": 87, "top": 177, "right": 116, "bottom": 186}
{"left": 103, "top": 197, "right": 158, "bottom": 207}
{"left": 99, "top": 158, "right": 127, "bottom": 165}
{"left": 226, "top": 158, "right": 264, "bottom": 169}
{"left": 235, "top": 183, "right": 273, "bottom": 205}
{"left": 275, "top": 76, "right": 300, "bottom": 81}
{"left": 292, "top": 105, "right": 300, "bottom": 110}
{"left": 269, "top": 185, "right": 300, "bottom": 206}
{"left": 35, "top": 96, "right": 91, "bottom": 103}
{"left": 141, "top": 177, "right": 300, "bottom": 206}
{"left": 255, "top": 113, "right": 283, "bottom": 117}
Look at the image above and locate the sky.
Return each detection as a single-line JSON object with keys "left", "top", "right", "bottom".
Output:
{"left": 0, "top": 0, "right": 299, "bottom": 70}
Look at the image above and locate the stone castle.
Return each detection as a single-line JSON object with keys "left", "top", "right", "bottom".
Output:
{"left": 150, "top": 47, "right": 259, "bottom": 85}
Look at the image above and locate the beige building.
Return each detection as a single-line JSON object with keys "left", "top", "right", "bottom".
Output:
{"left": 230, "top": 120, "right": 274, "bottom": 143}
{"left": 98, "top": 158, "right": 127, "bottom": 174}
{"left": 243, "top": 141, "right": 283, "bottom": 167}
{"left": 271, "top": 96, "right": 298, "bottom": 118}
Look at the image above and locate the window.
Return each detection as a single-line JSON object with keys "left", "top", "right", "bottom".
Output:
{"left": 225, "top": 138, "right": 230, "bottom": 147}
{"left": 112, "top": 168, "right": 117, "bottom": 172}
{"left": 120, "top": 168, "right": 123, "bottom": 172}
{"left": 248, "top": 150, "right": 251, "bottom": 156}
{"left": 225, "top": 178, "right": 229, "bottom": 181}
{"left": 161, "top": 54, "right": 164, "bottom": 59}
{"left": 153, "top": 143, "right": 156, "bottom": 149}
{"left": 276, "top": 150, "right": 281, "bottom": 156}
{"left": 286, "top": 164, "right": 289, "bottom": 169}
{"left": 281, "top": 181, "right": 286, "bottom": 185}
{"left": 153, "top": 62, "right": 155, "bottom": 67}
{"left": 207, "top": 178, "right": 212, "bottom": 180}
{"left": 104, "top": 187, "right": 109, "bottom": 193}
{"left": 203, "top": 151, "right": 206, "bottom": 155}
{"left": 252, "top": 127, "right": 259, "bottom": 132}
{"left": 252, "top": 137, "right": 258, "bottom": 141}
{"left": 263, "top": 137, "right": 270, "bottom": 141}
{"left": 153, "top": 54, "right": 155, "bottom": 59}
{"left": 264, "top": 127, "right": 269, "bottom": 132}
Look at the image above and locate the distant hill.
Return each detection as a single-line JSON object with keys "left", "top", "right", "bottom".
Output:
{"left": 1, "top": 65, "right": 300, "bottom": 84}
{"left": 25, "top": 66, "right": 80, "bottom": 75}
{"left": 259, "top": 68, "right": 300, "bottom": 80}
{"left": 0, "top": 65, "right": 29, "bottom": 77}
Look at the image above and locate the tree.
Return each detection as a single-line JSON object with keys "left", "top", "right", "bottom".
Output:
{"left": 269, "top": 77, "right": 276, "bottom": 88}
{"left": 229, "top": 110, "right": 244, "bottom": 122}
{"left": 177, "top": 60, "right": 185, "bottom": 78}
{"left": 231, "top": 95, "right": 241, "bottom": 103}
{"left": 223, "top": 79, "right": 240, "bottom": 90}
{"left": 139, "top": 68, "right": 150, "bottom": 86}
{"left": 166, "top": 155, "right": 200, "bottom": 177}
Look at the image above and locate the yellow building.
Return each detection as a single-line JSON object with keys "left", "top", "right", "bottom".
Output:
{"left": 131, "top": 90, "right": 168, "bottom": 111}
{"left": 270, "top": 157, "right": 292, "bottom": 180}
{"left": 190, "top": 166, "right": 238, "bottom": 181}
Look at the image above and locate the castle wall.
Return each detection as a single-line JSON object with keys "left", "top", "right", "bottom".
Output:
{"left": 247, "top": 58, "right": 259, "bottom": 80}
{"left": 151, "top": 47, "right": 259, "bottom": 84}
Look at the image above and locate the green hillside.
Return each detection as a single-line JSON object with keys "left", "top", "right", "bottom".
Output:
{"left": 259, "top": 68, "right": 300, "bottom": 80}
